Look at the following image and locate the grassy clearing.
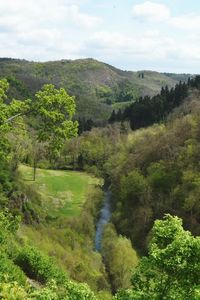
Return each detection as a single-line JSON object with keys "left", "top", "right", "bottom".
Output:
{"left": 19, "top": 165, "right": 101, "bottom": 217}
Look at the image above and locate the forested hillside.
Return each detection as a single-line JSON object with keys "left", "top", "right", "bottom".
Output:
{"left": 66, "top": 76, "right": 200, "bottom": 250}
{"left": 0, "top": 72, "right": 200, "bottom": 299}
{"left": 0, "top": 58, "right": 190, "bottom": 127}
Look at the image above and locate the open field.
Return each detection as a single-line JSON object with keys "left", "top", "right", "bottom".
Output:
{"left": 19, "top": 165, "right": 101, "bottom": 217}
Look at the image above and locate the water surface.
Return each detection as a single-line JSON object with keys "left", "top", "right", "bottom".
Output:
{"left": 95, "top": 190, "right": 112, "bottom": 251}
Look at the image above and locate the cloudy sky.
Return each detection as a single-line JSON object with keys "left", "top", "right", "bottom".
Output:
{"left": 0, "top": 0, "right": 200, "bottom": 73}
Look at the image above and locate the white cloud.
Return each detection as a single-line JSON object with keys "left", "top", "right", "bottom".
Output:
{"left": 86, "top": 30, "right": 176, "bottom": 57}
{"left": 170, "top": 14, "right": 200, "bottom": 30}
{"left": 131, "top": 1, "right": 200, "bottom": 32}
{"left": 67, "top": 5, "right": 101, "bottom": 28}
{"left": 0, "top": 0, "right": 101, "bottom": 29}
{"left": 82, "top": 30, "right": 200, "bottom": 73}
{"left": 0, "top": 0, "right": 102, "bottom": 60}
{"left": 132, "top": 1, "right": 170, "bottom": 22}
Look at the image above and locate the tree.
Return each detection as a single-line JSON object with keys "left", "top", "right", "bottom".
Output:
{"left": 115, "top": 214, "right": 200, "bottom": 299}
{"left": 0, "top": 79, "right": 78, "bottom": 178}
{"left": 102, "top": 224, "right": 139, "bottom": 292}
{"left": 120, "top": 170, "right": 147, "bottom": 208}
{"left": 32, "top": 84, "right": 78, "bottom": 157}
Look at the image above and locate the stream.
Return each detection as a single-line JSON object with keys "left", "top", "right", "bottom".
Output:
{"left": 95, "top": 189, "right": 112, "bottom": 252}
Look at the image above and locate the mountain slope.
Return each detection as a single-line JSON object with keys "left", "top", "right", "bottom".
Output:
{"left": 0, "top": 57, "right": 191, "bottom": 121}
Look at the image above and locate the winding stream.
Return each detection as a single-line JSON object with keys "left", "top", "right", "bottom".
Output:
{"left": 95, "top": 190, "right": 112, "bottom": 252}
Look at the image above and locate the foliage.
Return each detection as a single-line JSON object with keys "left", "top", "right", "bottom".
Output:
{"left": 0, "top": 281, "right": 29, "bottom": 300}
{"left": 115, "top": 214, "right": 200, "bottom": 299}
{"left": 0, "top": 211, "right": 100, "bottom": 299}
{"left": 62, "top": 125, "right": 124, "bottom": 177}
{"left": 102, "top": 224, "right": 139, "bottom": 292}
{"left": 63, "top": 280, "right": 97, "bottom": 300}
{"left": 0, "top": 278, "right": 99, "bottom": 300}
{"left": 0, "top": 256, "right": 27, "bottom": 286}
{"left": 0, "top": 211, "right": 20, "bottom": 247}
{"left": 0, "top": 79, "right": 78, "bottom": 165}
{"left": 15, "top": 245, "right": 67, "bottom": 284}
{"left": 120, "top": 170, "right": 147, "bottom": 207}
{"left": 32, "top": 84, "right": 78, "bottom": 157}
{"left": 111, "top": 80, "right": 190, "bottom": 129}
{"left": 0, "top": 212, "right": 26, "bottom": 285}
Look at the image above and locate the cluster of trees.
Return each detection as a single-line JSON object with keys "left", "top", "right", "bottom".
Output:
{"left": 61, "top": 76, "right": 200, "bottom": 255}
{"left": 102, "top": 224, "right": 138, "bottom": 292}
{"left": 107, "top": 112, "right": 200, "bottom": 251}
{"left": 109, "top": 76, "right": 200, "bottom": 129}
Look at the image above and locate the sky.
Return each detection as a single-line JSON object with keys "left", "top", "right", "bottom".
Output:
{"left": 0, "top": 0, "right": 200, "bottom": 73}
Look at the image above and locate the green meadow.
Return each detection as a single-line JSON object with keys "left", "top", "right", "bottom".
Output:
{"left": 19, "top": 165, "right": 101, "bottom": 217}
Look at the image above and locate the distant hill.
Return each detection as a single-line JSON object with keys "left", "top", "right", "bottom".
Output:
{"left": 0, "top": 58, "right": 191, "bottom": 122}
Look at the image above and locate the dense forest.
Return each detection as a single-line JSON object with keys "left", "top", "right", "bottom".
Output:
{"left": 0, "top": 61, "right": 200, "bottom": 299}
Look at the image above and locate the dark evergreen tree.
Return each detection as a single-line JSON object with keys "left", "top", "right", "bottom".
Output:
{"left": 109, "top": 110, "right": 116, "bottom": 123}
{"left": 108, "top": 76, "right": 200, "bottom": 130}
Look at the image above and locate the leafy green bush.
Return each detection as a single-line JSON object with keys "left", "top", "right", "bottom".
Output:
{"left": 0, "top": 279, "right": 99, "bottom": 300}
{"left": 0, "top": 281, "right": 29, "bottom": 300}
{"left": 0, "top": 211, "right": 20, "bottom": 247}
{"left": 0, "top": 165, "right": 13, "bottom": 194}
{"left": 0, "top": 255, "right": 26, "bottom": 286}
{"left": 31, "top": 280, "right": 58, "bottom": 299}
{"left": 63, "top": 280, "right": 97, "bottom": 300}
{"left": 15, "top": 245, "right": 67, "bottom": 284}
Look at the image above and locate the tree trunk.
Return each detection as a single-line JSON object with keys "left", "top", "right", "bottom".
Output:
{"left": 33, "top": 159, "right": 37, "bottom": 181}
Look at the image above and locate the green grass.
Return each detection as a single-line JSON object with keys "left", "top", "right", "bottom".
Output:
{"left": 19, "top": 165, "right": 101, "bottom": 217}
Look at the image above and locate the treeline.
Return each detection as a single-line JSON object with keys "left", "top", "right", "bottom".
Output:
{"left": 109, "top": 76, "right": 200, "bottom": 129}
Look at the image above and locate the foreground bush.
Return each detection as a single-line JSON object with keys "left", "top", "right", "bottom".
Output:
{"left": 15, "top": 245, "right": 67, "bottom": 284}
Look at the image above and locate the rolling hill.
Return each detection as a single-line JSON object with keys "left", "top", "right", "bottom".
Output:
{"left": 0, "top": 57, "right": 191, "bottom": 122}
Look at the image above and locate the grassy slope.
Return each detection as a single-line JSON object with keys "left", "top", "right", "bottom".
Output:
{"left": 18, "top": 165, "right": 110, "bottom": 295}
{"left": 19, "top": 164, "right": 101, "bottom": 217}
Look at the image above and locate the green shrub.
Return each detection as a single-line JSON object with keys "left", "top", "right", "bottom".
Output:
{"left": 15, "top": 246, "right": 67, "bottom": 284}
{"left": 0, "top": 255, "right": 26, "bottom": 286}
{"left": 0, "top": 281, "right": 29, "bottom": 300}
{"left": 31, "top": 280, "right": 58, "bottom": 299}
{"left": 63, "top": 280, "right": 97, "bottom": 300}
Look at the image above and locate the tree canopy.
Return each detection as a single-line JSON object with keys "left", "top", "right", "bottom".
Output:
{"left": 0, "top": 79, "right": 78, "bottom": 160}
{"left": 115, "top": 214, "right": 200, "bottom": 299}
